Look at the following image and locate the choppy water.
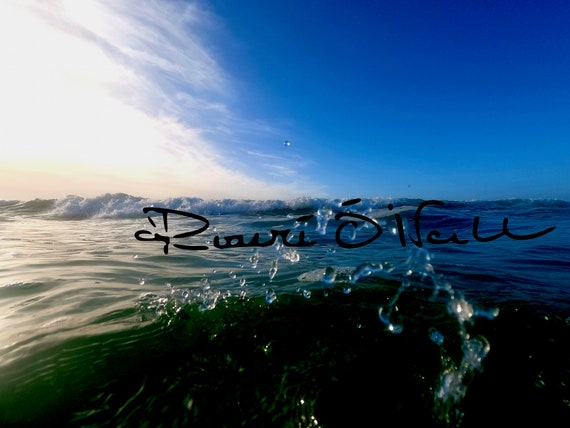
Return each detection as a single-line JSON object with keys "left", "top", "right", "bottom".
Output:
{"left": 0, "top": 193, "right": 569, "bottom": 427}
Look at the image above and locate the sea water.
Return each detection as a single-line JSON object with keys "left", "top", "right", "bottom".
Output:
{"left": 0, "top": 194, "right": 568, "bottom": 427}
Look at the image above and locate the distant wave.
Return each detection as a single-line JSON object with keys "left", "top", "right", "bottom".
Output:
{"left": 0, "top": 193, "right": 568, "bottom": 219}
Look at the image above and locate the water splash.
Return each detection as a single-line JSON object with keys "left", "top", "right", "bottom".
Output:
{"left": 133, "top": 203, "right": 499, "bottom": 425}
{"left": 376, "top": 247, "right": 498, "bottom": 425}
{"left": 350, "top": 263, "right": 388, "bottom": 284}
{"left": 378, "top": 279, "right": 410, "bottom": 334}
{"left": 314, "top": 207, "right": 334, "bottom": 235}
{"left": 282, "top": 249, "right": 301, "bottom": 263}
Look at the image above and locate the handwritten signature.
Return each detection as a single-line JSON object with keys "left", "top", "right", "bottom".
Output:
{"left": 134, "top": 199, "right": 556, "bottom": 254}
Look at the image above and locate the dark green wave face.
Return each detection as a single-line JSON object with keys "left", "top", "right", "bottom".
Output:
{"left": 0, "top": 287, "right": 568, "bottom": 428}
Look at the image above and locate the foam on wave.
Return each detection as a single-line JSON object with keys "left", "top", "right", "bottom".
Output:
{"left": 0, "top": 193, "right": 567, "bottom": 219}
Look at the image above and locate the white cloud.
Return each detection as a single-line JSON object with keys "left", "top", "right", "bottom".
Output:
{"left": 0, "top": 0, "right": 324, "bottom": 200}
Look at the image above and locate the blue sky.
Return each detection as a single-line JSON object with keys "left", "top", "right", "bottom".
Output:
{"left": 1, "top": 0, "right": 569, "bottom": 201}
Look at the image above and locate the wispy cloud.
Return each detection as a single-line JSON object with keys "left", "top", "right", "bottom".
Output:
{"left": 245, "top": 150, "right": 316, "bottom": 179}
{"left": 0, "top": 0, "right": 324, "bottom": 200}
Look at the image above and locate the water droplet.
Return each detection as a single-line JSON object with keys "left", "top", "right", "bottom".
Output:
{"left": 198, "top": 289, "right": 220, "bottom": 312}
{"left": 302, "top": 289, "right": 311, "bottom": 299}
{"left": 239, "top": 277, "right": 247, "bottom": 287}
{"left": 387, "top": 323, "right": 403, "bottom": 334}
{"left": 249, "top": 249, "right": 259, "bottom": 269}
{"left": 378, "top": 305, "right": 403, "bottom": 334}
{"left": 156, "top": 304, "right": 166, "bottom": 317}
{"left": 378, "top": 306, "right": 391, "bottom": 325}
{"left": 429, "top": 327, "right": 445, "bottom": 346}
{"left": 448, "top": 297, "right": 474, "bottom": 322}
{"left": 265, "top": 289, "right": 277, "bottom": 304}
{"left": 200, "top": 277, "right": 211, "bottom": 290}
{"left": 269, "top": 259, "right": 278, "bottom": 280}
{"left": 351, "top": 263, "right": 374, "bottom": 283}
{"left": 461, "top": 336, "right": 490, "bottom": 371}
{"left": 322, "top": 266, "right": 336, "bottom": 284}
{"left": 138, "top": 278, "right": 146, "bottom": 285}
{"left": 474, "top": 307, "right": 500, "bottom": 319}
{"left": 283, "top": 249, "right": 300, "bottom": 263}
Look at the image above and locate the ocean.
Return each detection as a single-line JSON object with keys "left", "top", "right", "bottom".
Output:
{"left": 0, "top": 193, "right": 568, "bottom": 427}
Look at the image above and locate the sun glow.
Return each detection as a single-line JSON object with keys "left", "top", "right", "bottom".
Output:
{"left": 0, "top": 2, "right": 181, "bottom": 184}
{"left": 0, "top": 1, "right": 318, "bottom": 201}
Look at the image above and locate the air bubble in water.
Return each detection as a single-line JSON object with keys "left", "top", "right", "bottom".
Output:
{"left": 302, "top": 289, "right": 311, "bottom": 299}
{"left": 266, "top": 289, "right": 277, "bottom": 304}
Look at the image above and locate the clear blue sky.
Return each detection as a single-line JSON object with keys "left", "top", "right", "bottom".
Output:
{"left": 1, "top": 0, "right": 569, "bottom": 201}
